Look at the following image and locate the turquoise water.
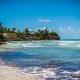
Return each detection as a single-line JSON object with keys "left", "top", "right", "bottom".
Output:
{"left": 0, "top": 40, "right": 80, "bottom": 79}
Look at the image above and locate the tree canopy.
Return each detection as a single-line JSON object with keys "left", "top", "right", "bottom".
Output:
{"left": 0, "top": 22, "right": 60, "bottom": 41}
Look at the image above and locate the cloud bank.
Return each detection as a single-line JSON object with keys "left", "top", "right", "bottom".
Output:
{"left": 59, "top": 27, "right": 80, "bottom": 35}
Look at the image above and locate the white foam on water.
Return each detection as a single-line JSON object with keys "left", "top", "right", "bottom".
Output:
{"left": 22, "top": 43, "right": 33, "bottom": 47}
{"left": 22, "top": 43, "right": 43, "bottom": 47}
{"left": 26, "top": 43, "right": 33, "bottom": 45}
{"left": 22, "top": 44, "right": 42, "bottom": 47}
{"left": 22, "top": 67, "right": 56, "bottom": 78}
{"left": 59, "top": 43, "right": 69, "bottom": 46}
{"left": 31, "top": 41, "right": 43, "bottom": 42}
{"left": 22, "top": 44, "right": 27, "bottom": 47}
{"left": 1, "top": 41, "right": 80, "bottom": 49}
{"left": 41, "top": 68, "right": 56, "bottom": 78}
{"left": 77, "top": 44, "right": 80, "bottom": 47}
{"left": 0, "top": 42, "right": 44, "bottom": 49}
{"left": 58, "top": 43, "right": 75, "bottom": 47}
{"left": 73, "top": 70, "right": 80, "bottom": 74}
{"left": 57, "top": 41, "right": 80, "bottom": 48}
{"left": 60, "top": 70, "right": 72, "bottom": 75}
{"left": 22, "top": 67, "right": 80, "bottom": 79}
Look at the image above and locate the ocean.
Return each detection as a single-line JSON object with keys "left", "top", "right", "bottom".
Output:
{"left": 0, "top": 40, "right": 80, "bottom": 80}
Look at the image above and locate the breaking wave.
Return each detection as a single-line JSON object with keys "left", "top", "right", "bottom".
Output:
{"left": 57, "top": 41, "right": 80, "bottom": 48}
{"left": 22, "top": 43, "right": 43, "bottom": 47}
{"left": 21, "top": 66, "right": 80, "bottom": 80}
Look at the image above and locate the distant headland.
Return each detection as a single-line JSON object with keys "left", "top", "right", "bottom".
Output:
{"left": 0, "top": 22, "right": 60, "bottom": 43}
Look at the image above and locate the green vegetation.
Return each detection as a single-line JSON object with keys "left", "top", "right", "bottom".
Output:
{"left": 0, "top": 22, "right": 60, "bottom": 41}
{"left": 0, "top": 22, "right": 7, "bottom": 42}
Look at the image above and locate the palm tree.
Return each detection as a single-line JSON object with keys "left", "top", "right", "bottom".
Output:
{"left": 0, "top": 22, "right": 5, "bottom": 41}
{"left": 0, "top": 22, "right": 3, "bottom": 33}
{"left": 24, "top": 28, "right": 30, "bottom": 35}
{"left": 12, "top": 28, "right": 16, "bottom": 32}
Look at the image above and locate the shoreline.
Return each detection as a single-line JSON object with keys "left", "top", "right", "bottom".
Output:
{"left": 0, "top": 42, "right": 7, "bottom": 45}
{"left": 0, "top": 60, "right": 44, "bottom": 80}
{"left": 0, "top": 41, "right": 80, "bottom": 80}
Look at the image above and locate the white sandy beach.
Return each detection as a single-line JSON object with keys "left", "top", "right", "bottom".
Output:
{"left": 0, "top": 60, "right": 44, "bottom": 80}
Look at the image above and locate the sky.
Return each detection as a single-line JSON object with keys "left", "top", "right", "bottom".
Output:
{"left": 0, "top": 0, "right": 80, "bottom": 39}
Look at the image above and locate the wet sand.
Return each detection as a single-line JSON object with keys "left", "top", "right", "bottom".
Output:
{"left": 0, "top": 60, "right": 44, "bottom": 80}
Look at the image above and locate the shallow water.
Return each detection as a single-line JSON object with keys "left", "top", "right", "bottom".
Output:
{"left": 0, "top": 40, "right": 80, "bottom": 80}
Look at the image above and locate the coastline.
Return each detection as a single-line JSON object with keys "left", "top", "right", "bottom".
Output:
{"left": 0, "top": 40, "right": 80, "bottom": 80}
{"left": 0, "top": 42, "right": 7, "bottom": 45}
{"left": 0, "top": 60, "right": 44, "bottom": 80}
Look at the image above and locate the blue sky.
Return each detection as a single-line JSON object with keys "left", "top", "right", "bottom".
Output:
{"left": 0, "top": 0, "right": 80, "bottom": 39}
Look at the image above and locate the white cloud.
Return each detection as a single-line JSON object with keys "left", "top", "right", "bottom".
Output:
{"left": 41, "top": 27, "right": 46, "bottom": 30}
{"left": 28, "top": 29, "right": 32, "bottom": 31}
{"left": 59, "top": 27, "right": 80, "bottom": 34}
{"left": 37, "top": 27, "right": 47, "bottom": 30}
{"left": 38, "top": 19, "right": 51, "bottom": 23}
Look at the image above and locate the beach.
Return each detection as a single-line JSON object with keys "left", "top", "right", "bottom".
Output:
{"left": 0, "top": 0, "right": 80, "bottom": 79}
{"left": 0, "top": 40, "right": 80, "bottom": 80}
{"left": 0, "top": 60, "right": 44, "bottom": 80}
